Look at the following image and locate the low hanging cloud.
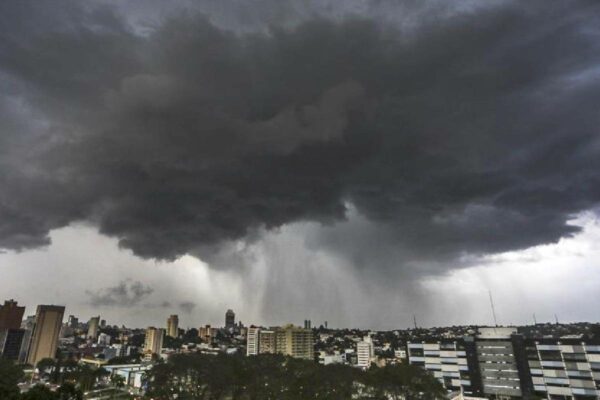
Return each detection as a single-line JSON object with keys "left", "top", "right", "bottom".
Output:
{"left": 1, "top": 0, "right": 600, "bottom": 277}
{"left": 86, "top": 280, "right": 154, "bottom": 307}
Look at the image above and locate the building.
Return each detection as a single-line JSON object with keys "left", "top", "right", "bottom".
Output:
{"left": 527, "top": 339, "right": 600, "bottom": 399}
{"left": 476, "top": 327, "right": 528, "bottom": 399}
{"left": 144, "top": 327, "right": 164, "bottom": 356}
{"left": 0, "top": 329, "right": 26, "bottom": 360}
{"left": 87, "top": 316, "right": 100, "bottom": 340}
{"left": 97, "top": 332, "right": 111, "bottom": 346}
{"left": 167, "top": 315, "right": 179, "bottom": 338}
{"left": 0, "top": 299, "right": 26, "bottom": 361}
{"left": 225, "top": 309, "right": 235, "bottom": 330}
{"left": 259, "top": 330, "right": 276, "bottom": 354}
{"left": 0, "top": 299, "right": 25, "bottom": 329}
{"left": 357, "top": 336, "right": 374, "bottom": 369}
{"left": 67, "top": 315, "right": 78, "bottom": 329}
{"left": 198, "top": 325, "right": 216, "bottom": 343}
{"left": 408, "top": 338, "right": 481, "bottom": 395}
{"left": 304, "top": 320, "right": 312, "bottom": 329}
{"left": 26, "top": 305, "right": 65, "bottom": 366}
{"left": 275, "top": 325, "right": 314, "bottom": 360}
{"left": 247, "top": 327, "right": 260, "bottom": 356}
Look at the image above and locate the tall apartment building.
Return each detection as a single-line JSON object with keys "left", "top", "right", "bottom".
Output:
{"left": 167, "top": 315, "right": 179, "bottom": 338}
{"left": 357, "top": 336, "right": 375, "bottom": 369}
{"left": 408, "top": 338, "right": 481, "bottom": 395}
{"left": 0, "top": 299, "right": 26, "bottom": 361}
{"left": 247, "top": 327, "right": 260, "bottom": 356}
{"left": 144, "top": 327, "right": 164, "bottom": 356}
{"left": 198, "top": 325, "right": 216, "bottom": 343}
{"left": 26, "top": 305, "right": 65, "bottom": 366}
{"left": 275, "top": 325, "right": 314, "bottom": 360}
{"left": 87, "top": 316, "right": 100, "bottom": 340}
{"left": 0, "top": 299, "right": 25, "bottom": 329}
{"left": 225, "top": 309, "right": 235, "bottom": 330}
{"left": 259, "top": 330, "right": 276, "bottom": 354}
{"left": 476, "top": 327, "right": 531, "bottom": 399}
{"left": 527, "top": 339, "right": 600, "bottom": 399}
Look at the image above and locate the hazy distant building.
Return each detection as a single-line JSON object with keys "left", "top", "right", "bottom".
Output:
{"left": 198, "top": 325, "right": 216, "bottom": 343}
{"left": 357, "top": 336, "right": 374, "bottom": 369}
{"left": 144, "top": 327, "right": 164, "bottom": 356}
{"left": 304, "top": 320, "right": 311, "bottom": 330}
{"left": 26, "top": 305, "right": 65, "bottom": 366}
{"left": 247, "top": 327, "right": 260, "bottom": 356}
{"left": 87, "top": 316, "right": 100, "bottom": 340}
{"left": 98, "top": 332, "right": 111, "bottom": 346}
{"left": 167, "top": 315, "right": 179, "bottom": 338}
{"left": 225, "top": 309, "right": 235, "bottom": 329}
{"left": 275, "top": 325, "right": 314, "bottom": 360}
{"left": 67, "top": 315, "right": 78, "bottom": 329}
{"left": 259, "top": 330, "right": 276, "bottom": 354}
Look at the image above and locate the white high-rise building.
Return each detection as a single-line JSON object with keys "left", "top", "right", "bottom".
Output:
{"left": 357, "top": 336, "right": 374, "bottom": 369}
{"left": 246, "top": 327, "right": 260, "bottom": 356}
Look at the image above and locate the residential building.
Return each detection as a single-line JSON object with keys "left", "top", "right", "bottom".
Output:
{"left": 275, "top": 324, "right": 314, "bottom": 360}
{"left": 357, "top": 336, "right": 374, "bottom": 369}
{"left": 144, "top": 327, "right": 164, "bottom": 356}
{"left": 167, "top": 315, "right": 179, "bottom": 338}
{"left": 408, "top": 338, "right": 481, "bottom": 395}
{"left": 98, "top": 332, "right": 111, "bottom": 346}
{"left": 527, "top": 339, "right": 600, "bottom": 399}
{"left": 476, "top": 327, "right": 528, "bottom": 399}
{"left": 259, "top": 330, "right": 276, "bottom": 354}
{"left": 247, "top": 327, "right": 260, "bottom": 356}
{"left": 225, "top": 309, "right": 235, "bottom": 330}
{"left": 26, "top": 305, "right": 65, "bottom": 366}
{"left": 87, "top": 316, "right": 100, "bottom": 340}
{"left": 0, "top": 299, "right": 25, "bottom": 329}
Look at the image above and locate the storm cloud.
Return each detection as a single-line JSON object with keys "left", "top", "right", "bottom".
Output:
{"left": 1, "top": 0, "right": 600, "bottom": 278}
{"left": 87, "top": 280, "right": 154, "bottom": 307}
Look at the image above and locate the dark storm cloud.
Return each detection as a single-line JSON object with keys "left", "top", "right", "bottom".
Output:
{"left": 86, "top": 280, "right": 154, "bottom": 307}
{"left": 1, "top": 0, "right": 600, "bottom": 272}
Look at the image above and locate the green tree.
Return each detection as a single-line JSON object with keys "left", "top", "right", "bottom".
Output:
{"left": 56, "top": 382, "right": 83, "bottom": 400}
{"left": 0, "top": 358, "right": 24, "bottom": 400}
{"left": 21, "top": 384, "right": 58, "bottom": 400}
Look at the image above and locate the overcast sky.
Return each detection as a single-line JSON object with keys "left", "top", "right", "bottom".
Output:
{"left": 1, "top": 0, "right": 599, "bottom": 330}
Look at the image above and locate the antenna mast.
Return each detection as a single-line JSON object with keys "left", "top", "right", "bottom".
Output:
{"left": 413, "top": 314, "right": 418, "bottom": 330}
{"left": 489, "top": 290, "right": 498, "bottom": 327}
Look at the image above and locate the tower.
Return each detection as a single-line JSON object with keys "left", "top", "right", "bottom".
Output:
{"left": 167, "top": 315, "right": 179, "bottom": 338}
{"left": 26, "top": 305, "right": 65, "bottom": 366}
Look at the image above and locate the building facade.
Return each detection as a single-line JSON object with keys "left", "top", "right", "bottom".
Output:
{"left": 167, "top": 315, "right": 179, "bottom": 338}
{"left": 247, "top": 327, "right": 260, "bottom": 356}
{"left": 357, "top": 336, "right": 375, "bottom": 369}
{"left": 87, "top": 316, "right": 100, "bottom": 340}
{"left": 527, "top": 339, "right": 600, "bottom": 399}
{"left": 259, "top": 330, "right": 276, "bottom": 354}
{"left": 225, "top": 309, "right": 235, "bottom": 330}
{"left": 275, "top": 325, "right": 314, "bottom": 360}
{"left": 26, "top": 305, "right": 65, "bottom": 366}
{"left": 144, "top": 327, "right": 164, "bottom": 356}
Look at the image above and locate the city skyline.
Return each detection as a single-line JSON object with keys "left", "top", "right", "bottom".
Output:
{"left": 1, "top": 0, "right": 600, "bottom": 330}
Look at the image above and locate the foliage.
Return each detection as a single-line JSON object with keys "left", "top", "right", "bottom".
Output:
{"left": 144, "top": 353, "right": 446, "bottom": 400}
{"left": 21, "top": 384, "right": 58, "bottom": 400}
{"left": 0, "top": 358, "right": 24, "bottom": 400}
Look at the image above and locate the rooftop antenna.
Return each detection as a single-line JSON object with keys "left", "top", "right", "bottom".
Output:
{"left": 413, "top": 314, "right": 418, "bottom": 330}
{"left": 555, "top": 314, "right": 559, "bottom": 325}
{"left": 533, "top": 313, "right": 537, "bottom": 325}
{"left": 489, "top": 290, "right": 498, "bottom": 327}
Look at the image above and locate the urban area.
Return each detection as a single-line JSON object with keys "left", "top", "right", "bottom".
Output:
{"left": 1, "top": 299, "right": 600, "bottom": 399}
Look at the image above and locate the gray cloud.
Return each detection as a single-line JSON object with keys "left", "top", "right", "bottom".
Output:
{"left": 179, "top": 301, "right": 196, "bottom": 313}
{"left": 1, "top": 0, "right": 600, "bottom": 280}
{"left": 86, "top": 280, "right": 154, "bottom": 307}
